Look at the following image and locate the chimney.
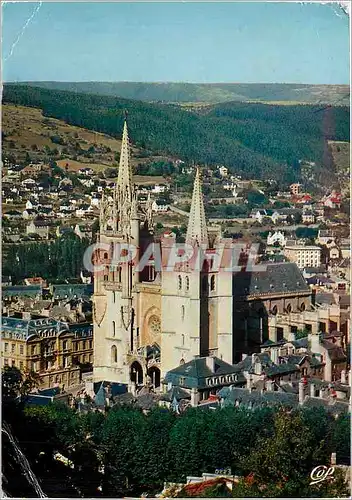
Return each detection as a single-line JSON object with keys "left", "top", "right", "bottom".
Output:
{"left": 308, "top": 332, "right": 321, "bottom": 353}
{"left": 288, "top": 330, "right": 296, "bottom": 342}
{"left": 167, "top": 381, "right": 173, "bottom": 391}
{"left": 190, "top": 387, "right": 199, "bottom": 407}
{"left": 246, "top": 373, "right": 252, "bottom": 390}
{"left": 298, "top": 381, "right": 305, "bottom": 405}
{"left": 319, "top": 388, "right": 325, "bottom": 399}
{"left": 85, "top": 378, "right": 95, "bottom": 398}
{"left": 265, "top": 380, "right": 274, "bottom": 392}
{"left": 270, "top": 348, "right": 278, "bottom": 365}
{"left": 205, "top": 356, "right": 215, "bottom": 373}
{"left": 251, "top": 353, "right": 256, "bottom": 365}
{"left": 311, "top": 289, "right": 316, "bottom": 307}
{"left": 331, "top": 453, "right": 337, "bottom": 466}
{"left": 341, "top": 370, "right": 346, "bottom": 384}
{"left": 22, "top": 311, "right": 31, "bottom": 321}
{"left": 310, "top": 383, "right": 315, "bottom": 398}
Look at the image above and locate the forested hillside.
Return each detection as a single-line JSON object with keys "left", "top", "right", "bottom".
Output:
{"left": 12, "top": 81, "right": 350, "bottom": 105}
{"left": 3, "top": 84, "right": 349, "bottom": 185}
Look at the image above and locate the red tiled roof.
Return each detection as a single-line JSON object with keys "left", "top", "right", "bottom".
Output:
{"left": 183, "top": 478, "right": 234, "bottom": 496}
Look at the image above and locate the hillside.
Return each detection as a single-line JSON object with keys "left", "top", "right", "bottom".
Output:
{"left": 328, "top": 140, "right": 350, "bottom": 196}
{"left": 2, "top": 104, "right": 169, "bottom": 173}
{"left": 12, "top": 81, "right": 350, "bottom": 105}
{"left": 2, "top": 84, "right": 350, "bottom": 187}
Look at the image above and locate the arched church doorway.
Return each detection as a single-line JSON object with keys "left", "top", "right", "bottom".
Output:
{"left": 148, "top": 366, "right": 161, "bottom": 388}
{"left": 130, "top": 361, "right": 144, "bottom": 385}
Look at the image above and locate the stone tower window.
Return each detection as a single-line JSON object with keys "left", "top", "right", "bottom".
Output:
{"left": 210, "top": 275, "right": 216, "bottom": 291}
{"left": 178, "top": 275, "right": 182, "bottom": 290}
{"left": 181, "top": 305, "right": 185, "bottom": 321}
{"left": 104, "top": 266, "right": 109, "bottom": 282}
{"left": 112, "top": 321, "right": 116, "bottom": 337}
{"left": 111, "top": 345, "right": 117, "bottom": 364}
{"left": 202, "top": 275, "right": 208, "bottom": 293}
{"left": 300, "top": 302, "right": 306, "bottom": 311}
{"left": 286, "top": 303, "right": 292, "bottom": 313}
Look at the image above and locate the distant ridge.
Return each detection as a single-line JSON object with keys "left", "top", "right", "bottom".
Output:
{"left": 8, "top": 81, "right": 350, "bottom": 105}
{"left": 2, "top": 84, "right": 349, "bottom": 188}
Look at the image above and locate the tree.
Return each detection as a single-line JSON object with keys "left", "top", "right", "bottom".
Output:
{"left": 240, "top": 409, "right": 337, "bottom": 497}
{"left": 331, "top": 414, "right": 351, "bottom": 465}
{"left": 294, "top": 212, "right": 302, "bottom": 224}
{"left": 104, "top": 167, "right": 118, "bottom": 178}
{"left": 245, "top": 190, "right": 268, "bottom": 206}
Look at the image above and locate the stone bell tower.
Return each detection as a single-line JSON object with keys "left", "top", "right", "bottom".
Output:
{"left": 93, "top": 117, "right": 153, "bottom": 383}
{"left": 161, "top": 168, "right": 209, "bottom": 375}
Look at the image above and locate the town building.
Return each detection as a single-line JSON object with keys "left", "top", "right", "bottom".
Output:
{"left": 159, "top": 331, "right": 349, "bottom": 411}
{"left": 323, "top": 191, "right": 341, "bottom": 209}
{"left": 218, "top": 166, "right": 228, "bottom": 177}
{"left": 266, "top": 231, "right": 286, "bottom": 247}
{"left": 26, "top": 219, "right": 50, "bottom": 240}
{"left": 74, "top": 223, "right": 93, "bottom": 240}
{"left": 1, "top": 316, "right": 93, "bottom": 390}
{"left": 290, "top": 183, "right": 301, "bottom": 195}
{"left": 284, "top": 244, "right": 321, "bottom": 269}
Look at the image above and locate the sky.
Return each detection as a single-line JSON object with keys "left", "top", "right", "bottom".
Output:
{"left": 2, "top": 2, "right": 350, "bottom": 84}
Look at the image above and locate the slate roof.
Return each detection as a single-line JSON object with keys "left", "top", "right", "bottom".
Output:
{"left": 232, "top": 263, "right": 309, "bottom": 299}
{"left": 315, "top": 293, "right": 336, "bottom": 305}
{"left": 50, "top": 284, "right": 93, "bottom": 299}
{"left": 160, "top": 386, "right": 191, "bottom": 402}
{"left": 302, "top": 397, "right": 349, "bottom": 414}
{"left": 164, "top": 357, "right": 240, "bottom": 389}
{"left": 2, "top": 285, "right": 42, "bottom": 298}
{"left": 93, "top": 381, "right": 128, "bottom": 398}
{"left": 219, "top": 387, "right": 298, "bottom": 409}
{"left": 21, "top": 388, "right": 66, "bottom": 407}
{"left": 135, "top": 393, "right": 161, "bottom": 410}
{"left": 321, "top": 340, "right": 347, "bottom": 362}
{"left": 307, "top": 276, "right": 334, "bottom": 286}
{"left": 94, "top": 383, "right": 106, "bottom": 407}
{"left": 338, "top": 295, "right": 350, "bottom": 308}
{"left": 1, "top": 316, "right": 69, "bottom": 341}
{"left": 23, "top": 395, "right": 54, "bottom": 407}
{"left": 69, "top": 322, "right": 93, "bottom": 338}
{"left": 304, "top": 266, "right": 327, "bottom": 274}
{"left": 291, "top": 337, "right": 309, "bottom": 349}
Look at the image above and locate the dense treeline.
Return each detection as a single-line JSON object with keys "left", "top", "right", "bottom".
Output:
{"left": 3, "top": 234, "right": 90, "bottom": 283}
{"left": 13, "top": 81, "right": 350, "bottom": 104}
{"left": 3, "top": 390, "right": 350, "bottom": 498}
{"left": 3, "top": 84, "right": 349, "bottom": 185}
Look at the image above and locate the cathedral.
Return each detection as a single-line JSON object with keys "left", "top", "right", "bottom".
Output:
{"left": 93, "top": 118, "right": 314, "bottom": 389}
{"left": 93, "top": 118, "right": 236, "bottom": 387}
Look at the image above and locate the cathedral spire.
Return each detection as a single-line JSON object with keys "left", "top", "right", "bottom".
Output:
{"left": 116, "top": 117, "right": 133, "bottom": 199}
{"left": 186, "top": 167, "right": 208, "bottom": 246}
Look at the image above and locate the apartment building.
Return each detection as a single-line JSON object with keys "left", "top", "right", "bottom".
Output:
{"left": 284, "top": 245, "right": 321, "bottom": 269}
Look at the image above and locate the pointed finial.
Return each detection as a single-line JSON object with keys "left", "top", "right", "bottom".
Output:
{"left": 117, "top": 118, "right": 132, "bottom": 191}
{"left": 186, "top": 166, "right": 208, "bottom": 246}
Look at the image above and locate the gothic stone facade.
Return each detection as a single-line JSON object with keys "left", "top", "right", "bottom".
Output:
{"left": 93, "top": 120, "right": 323, "bottom": 387}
